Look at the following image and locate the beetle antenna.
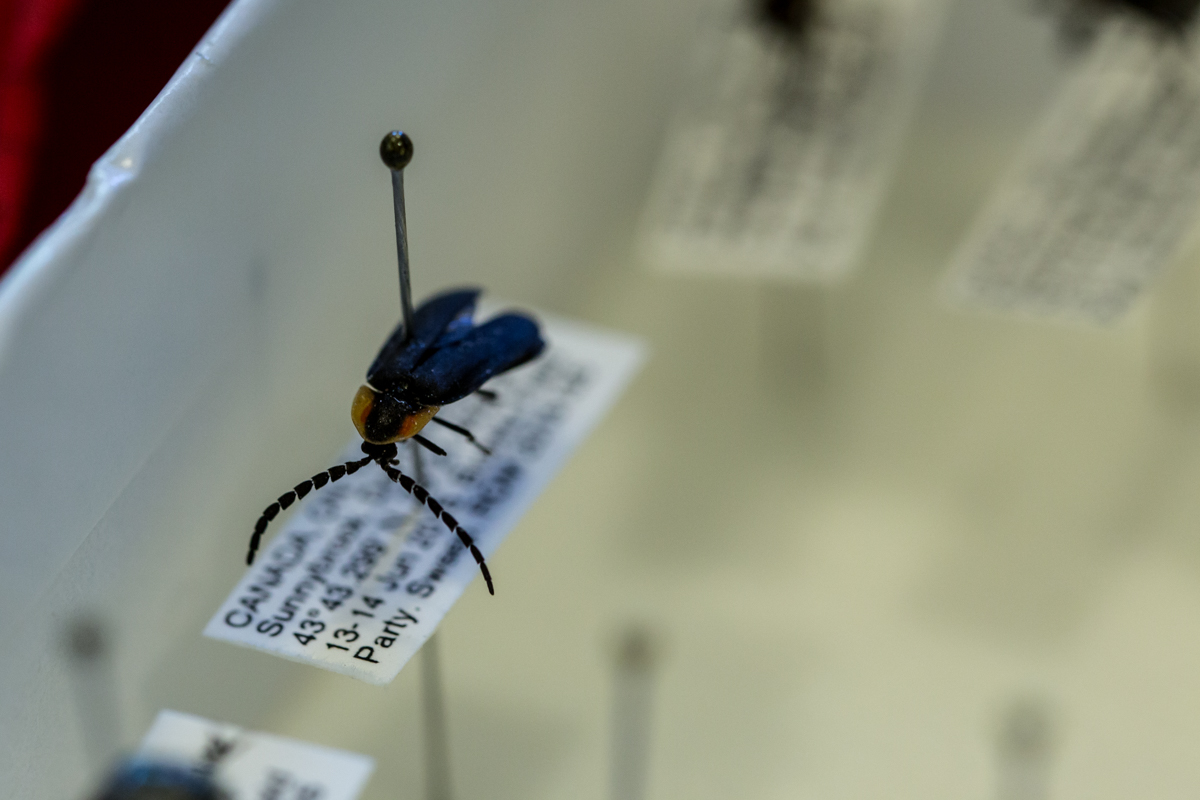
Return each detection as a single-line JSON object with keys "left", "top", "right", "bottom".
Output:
{"left": 430, "top": 417, "right": 492, "bottom": 455}
{"left": 412, "top": 434, "right": 447, "bottom": 456}
{"left": 245, "top": 453, "right": 374, "bottom": 565}
{"left": 376, "top": 460, "right": 495, "bottom": 595}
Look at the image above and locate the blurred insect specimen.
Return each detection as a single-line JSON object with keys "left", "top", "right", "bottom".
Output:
{"left": 90, "top": 759, "right": 227, "bottom": 800}
{"left": 244, "top": 132, "right": 545, "bottom": 595}
{"left": 90, "top": 735, "right": 236, "bottom": 800}
{"left": 756, "top": 0, "right": 816, "bottom": 38}
{"left": 1038, "top": 0, "right": 1200, "bottom": 50}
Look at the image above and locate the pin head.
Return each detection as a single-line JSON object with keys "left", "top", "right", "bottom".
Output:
{"left": 65, "top": 616, "right": 106, "bottom": 662}
{"left": 380, "top": 131, "right": 414, "bottom": 171}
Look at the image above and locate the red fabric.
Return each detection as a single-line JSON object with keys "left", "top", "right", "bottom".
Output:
{"left": 0, "top": 0, "right": 229, "bottom": 274}
{"left": 0, "top": 0, "right": 82, "bottom": 271}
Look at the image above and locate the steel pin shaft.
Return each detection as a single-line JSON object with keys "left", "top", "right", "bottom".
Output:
{"left": 380, "top": 131, "right": 416, "bottom": 341}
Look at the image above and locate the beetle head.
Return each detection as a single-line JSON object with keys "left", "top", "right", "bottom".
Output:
{"left": 351, "top": 385, "right": 440, "bottom": 444}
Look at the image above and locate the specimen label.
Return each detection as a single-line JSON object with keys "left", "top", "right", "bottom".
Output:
{"left": 639, "top": 0, "right": 942, "bottom": 280}
{"left": 138, "top": 709, "right": 374, "bottom": 800}
{"left": 945, "top": 19, "right": 1200, "bottom": 323}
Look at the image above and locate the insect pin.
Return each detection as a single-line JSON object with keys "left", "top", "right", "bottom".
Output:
{"left": 244, "top": 131, "right": 546, "bottom": 595}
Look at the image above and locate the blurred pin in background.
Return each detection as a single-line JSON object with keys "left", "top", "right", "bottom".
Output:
{"left": 610, "top": 625, "right": 661, "bottom": 800}
{"left": 421, "top": 633, "right": 454, "bottom": 800}
{"left": 995, "top": 696, "right": 1056, "bottom": 800}
{"left": 64, "top": 616, "right": 125, "bottom": 776}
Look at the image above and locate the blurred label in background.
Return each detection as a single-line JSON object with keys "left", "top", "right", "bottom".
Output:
{"left": 945, "top": 15, "right": 1200, "bottom": 324}
{"left": 138, "top": 709, "right": 374, "bottom": 800}
{"left": 205, "top": 316, "right": 644, "bottom": 685}
{"left": 638, "top": 0, "right": 943, "bottom": 281}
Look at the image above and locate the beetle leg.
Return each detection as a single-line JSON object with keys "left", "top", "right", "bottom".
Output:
{"left": 412, "top": 434, "right": 447, "bottom": 456}
{"left": 429, "top": 416, "right": 492, "bottom": 455}
{"left": 474, "top": 388, "right": 498, "bottom": 402}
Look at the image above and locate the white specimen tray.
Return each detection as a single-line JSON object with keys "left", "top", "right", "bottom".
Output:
{"left": 5, "top": 1, "right": 1200, "bottom": 799}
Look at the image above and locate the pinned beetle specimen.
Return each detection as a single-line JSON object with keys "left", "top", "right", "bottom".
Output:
{"left": 244, "top": 133, "right": 545, "bottom": 595}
